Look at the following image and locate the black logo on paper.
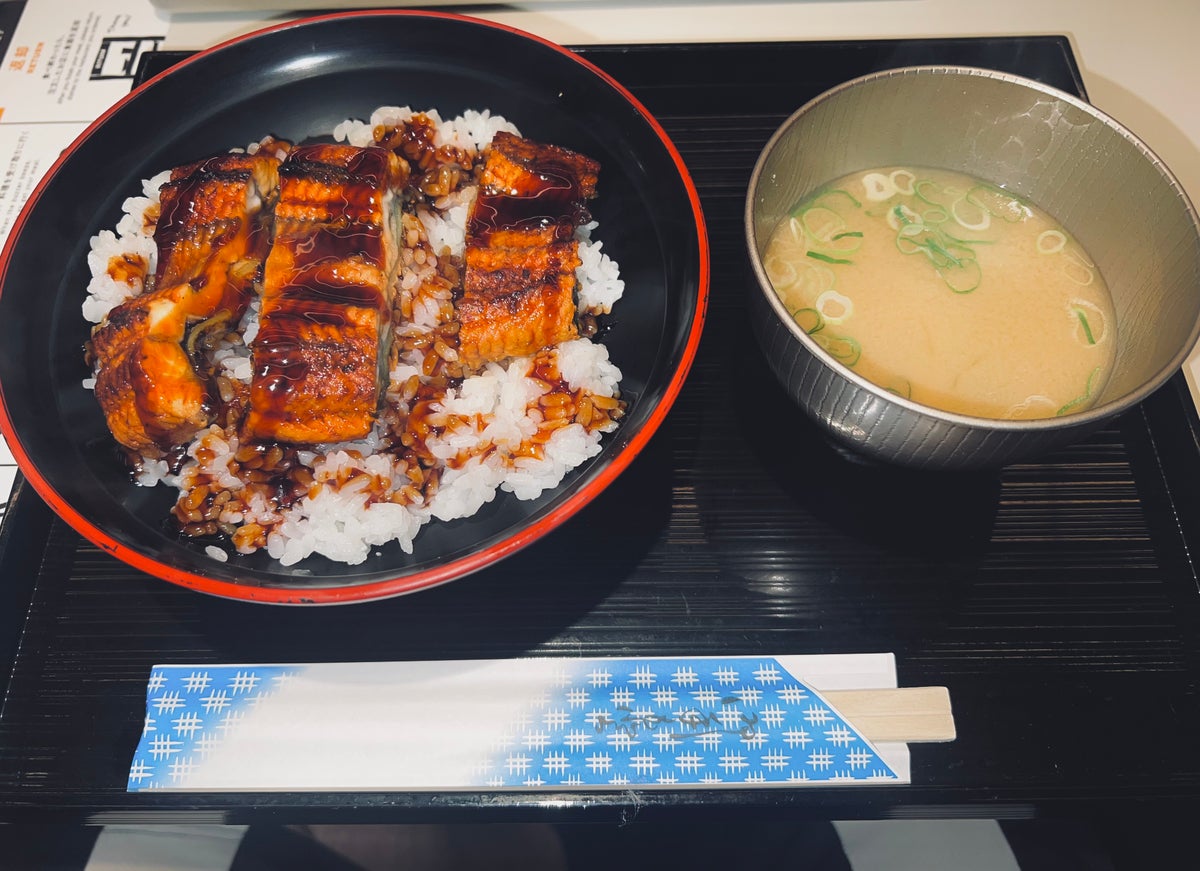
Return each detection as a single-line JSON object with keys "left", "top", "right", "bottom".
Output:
{"left": 90, "top": 36, "right": 161, "bottom": 80}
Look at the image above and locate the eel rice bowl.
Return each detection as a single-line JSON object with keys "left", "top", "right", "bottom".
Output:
{"left": 82, "top": 107, "right": 626, "bottom": 567}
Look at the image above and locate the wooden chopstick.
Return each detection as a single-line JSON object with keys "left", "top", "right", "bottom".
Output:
{"left": 823, "top": 687, "right": 956, "bottom": 743}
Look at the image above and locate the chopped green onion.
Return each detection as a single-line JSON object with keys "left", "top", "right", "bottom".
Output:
{"left": 914, "top": 178, "right": 947, "bottom": 207}
{"left": 815, "top": 289, "right": 854, "bottom": 324}
{"left": 937, "top": 258, "right": 982, "bottom": 294}
{"left": 1074, "top": 308, "right": 1097, "bottom": 345}
{"left": 806, "top": 251, "right": 853, "bottom": 265}
{"left": 799, "top": 207, "right": 862, "bottom": 253}
{"left": 951, "top": 195, "right": 990, "bottom": 231}
{"left": 1037, "top": 229, "right": 1067, "bottom": 254}
{"left": 793, "top": 188, "right": 861, "bottom": 217}
{"left": 862, "top": 173, "right": 894, "bottom": 202}
{"left": 1056, "top": 366, "right": 1102, "bottom": 416}
{"left": 889, "top": 169, "right": 916, "bottom": 195}
{"left": 792, "top": 307, "right": 825, "bottom": 334}
{"left": 764, "top": 255, "right": 799, "bottom": 289}
{"left": 1062, "top": 252, "right": 1096, "bottom": 286}
{"left": 942, "top": 230, "right": 994, "bottom": 246}
{"left": 814, "top": 333, "right": 862, "bottom": 367}
{"left": 800, "top": 206, "right": 845, "bottom": 243}
{"left": 794, "top": 260, "right": 837, "bottom": 298}
{"left": 923, "top": 236, "right": 967, "bottom": 268}
{"left": 825, "top": 188, "right": 862, "bottom": 208}
{"left": 895, "top": 234, "right": 921, "bottom": 256}
{"left": 890, "top": 210, "right": 983, "bottom": 292}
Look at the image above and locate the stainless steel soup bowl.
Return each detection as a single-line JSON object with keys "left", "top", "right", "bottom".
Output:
{"left": 745, "top": 66, "right": 1200, "bottom": 470}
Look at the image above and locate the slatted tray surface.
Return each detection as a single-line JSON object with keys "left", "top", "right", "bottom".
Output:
{"left": 3, "top": 36, "right": 1200, "bottom": 823}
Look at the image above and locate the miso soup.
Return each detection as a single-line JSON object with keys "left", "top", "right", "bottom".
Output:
{"left": 762, "top": 167, "right": 1116, "bottom": 419}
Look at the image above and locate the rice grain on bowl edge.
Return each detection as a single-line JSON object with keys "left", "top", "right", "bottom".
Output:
{"left": 83, "top": 106, "right": 627, "bottom": 567}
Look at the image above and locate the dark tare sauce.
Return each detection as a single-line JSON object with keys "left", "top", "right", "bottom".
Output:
{"left": 286, "top": 144, "right": 394, "bottom": 190}
{"left": 276, "top": 272, "right": 385, "bottom": 311}
{"left": 251, "top": 322, "right": 308, "bottom": 404}
{"left": 530, "top": 354, "right": 572, "bottom": 394}
{"left": 154, "top": 159, "right": 242, "bottom": 278}
{"left": 290, "top": 223, "right": 384, "bottom": 272}
{"left": 469, "top": 157, "right": 592, "bottom": 244}
{"left": 339, "top": 146, "right": 394, "bottom": 185}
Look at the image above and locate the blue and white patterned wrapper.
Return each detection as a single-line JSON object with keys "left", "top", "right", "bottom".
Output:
{"left": 128, "top": 654, "right": 908, "bottom": 791}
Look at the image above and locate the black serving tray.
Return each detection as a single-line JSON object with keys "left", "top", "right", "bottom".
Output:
{"left": 4, "top": 36, "right": 1200, "bottom": 826}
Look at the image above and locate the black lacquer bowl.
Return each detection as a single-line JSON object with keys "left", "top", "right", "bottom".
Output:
{"left": 0, "top": 11, "right": 709, "bottom": 603}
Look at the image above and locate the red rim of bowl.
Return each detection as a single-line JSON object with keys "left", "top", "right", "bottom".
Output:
{"left": 0, "top": 9, "right": 711, "bottom": 605}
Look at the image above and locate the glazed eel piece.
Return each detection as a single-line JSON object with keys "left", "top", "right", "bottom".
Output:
{"left": 457, "top": 131, "right": 600, "bottom": 368}
{"left": 89, "top": 153, "right": 280, "bottom": 456}
{"left": 243, "top": 144, "right": 409, "bottom": 444}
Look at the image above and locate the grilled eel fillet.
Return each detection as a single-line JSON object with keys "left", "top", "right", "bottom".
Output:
{"left": 89, "top": 153, "right": 280, "bottom": 456}
{"left": 244, "top": 144, "right": 409, "bottom": 444}
{"left": 458, "top": 132, "right": 600, "bottom": 368}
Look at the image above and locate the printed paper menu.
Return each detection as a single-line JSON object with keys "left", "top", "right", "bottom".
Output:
{"left": 0, "top": 0, "right": 167, "bottom": 245}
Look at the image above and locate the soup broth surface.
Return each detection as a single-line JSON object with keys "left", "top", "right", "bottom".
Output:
{"left": 763, "top": 166, "right": 1116, "bottom": 419}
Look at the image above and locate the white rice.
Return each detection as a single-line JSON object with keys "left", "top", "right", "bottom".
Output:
{"left": 332, "top": 106, "right": 519, "bottom": 154}
{"left": 82, "top": 169, "right": 170, "bottom": 325}
{"left": 575, "top": 227, "right": 625, "bottom": 314}
{"left": 264, "top": 450, "right": 427, "bottom": 566}
{"left": 84, "top": 108, "right": 625, "bottom": 566}
{"left": 418, "top": 195, "right": 472, "bottom": 257}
